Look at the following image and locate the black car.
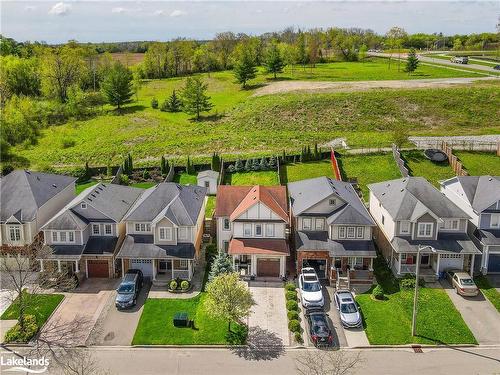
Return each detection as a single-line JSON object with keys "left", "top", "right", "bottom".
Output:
{"left": 494, "top": 65, "right": 500, "bottom": 70}
{"left": 115, "top": 269, "right": 143, "bottom": 309}
{"left": 305, "top": 307, "right": 334, "bottom": 347}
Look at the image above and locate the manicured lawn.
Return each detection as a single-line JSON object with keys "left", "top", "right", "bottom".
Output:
{"left": 75, "top": 180, "right": 98, "bottom": 195}
{"left": 130, "top": 182, "right": 157, "bottom": 189}
{"left": 454, "top": 151, "right": 500, "bottom": 176}
{"left": 205, "top": 196, "right": 216, "bottom": 218}
{"left": 474, "top": 275, "right": 500, "bottom": 313}
{"left": 285, "top": 160, "right": 334, "bottom": 183}
{"left": 1, "top": 293, "right": 64, "bottom": 326}
{"left": 174, "top": 172, "right": 198, "bottom": 185}
{"left": 338, "top": 153, "right": 402, "bottom": 201}
{"left": 225, "top": 171, "right": 279, "bottom": 186}
{"left": 132, "top": 294, "right": 244, "bottom": 345}
{"left": 401, "top": 150, "right": 455, "bottom": 187}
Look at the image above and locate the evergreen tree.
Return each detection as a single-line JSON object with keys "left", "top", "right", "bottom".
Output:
{"left": 211, "top": 152, "right": 221, "bottom": 172}
{"left": 128, "top": 154, "right": 133, "bottom": 173}
{"left": 101, "top": 62, "right": 133, "bottom": 110}
{"left": 186, "top": 156, "right": 195, "bottom": 174}
{"left": 84, "top": 161, "right": 90, "bottom": 180}
{"left": 405, "top": 48, "right": 419, "bottom": 75}
{"left": 259, "top": 156, "right": 269, "bottom": 171}
{"left": 151, "top": 97, "right": 158, "bottom": 109}
{"left": 314, "top": 143, "right": 319, "bottom": 160}
{"left": 251, "top": 158, "right": 260, "bottom": 171}
{"left": 281, "top": 150, "right": 287, "bottom": 165}
{"left": 264, "top": 42, "right": 286, "bottom": 79}
{"left": 142, "top": 169, "right": 150, "bottom": 180}
{"left": 234, "top": 159, "right": 244, "bottom": 172}
{"left": 233, "top": 48, "right": 257, "bottom": 88}
{"left": 180, "top": 77, "right": 213, "bottom": 120}
{"left": 269, "top": 156, "right": 277, "bottom": 169}
{"left": 208, "top": 251, "right": 234, "bottom": 282}
{"left": 244, "top": 159, "right": 252, "bottom": 172}
{"left": 106, "top": 164, "right": 112, "bottom": 177}
{"left": 162, "top": 90, "right": 182, "bottom": 112}
{"left": 160, "top": 156, "right": 168, "bottom": 176}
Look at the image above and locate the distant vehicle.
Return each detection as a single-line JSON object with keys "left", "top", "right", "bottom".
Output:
{"left": 494, "top": 65, "right": 500, "bottom": 70}
{"left": 450, "top": 56, "right": 469, "bottom": 64}
{"left": 305, "top": 307, "right": 333, "bottom": 347}
{"left": 446, "top": 270, "right": 478, "bottom": 297}
{"left": 334, "top": 290, "right": 362, "bottom": 328}
{"left": 115, "top": 269, "right": 144, "bottom": 309}
{"left": 298, "top": 267, "right": 324, "bottom": 308}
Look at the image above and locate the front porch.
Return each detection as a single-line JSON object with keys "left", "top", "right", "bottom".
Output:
{"left": 329, "top": 257, "right": 375, "bottom": 287}
{"left": 120, "top": 257, "right": 195, "bottom": 285}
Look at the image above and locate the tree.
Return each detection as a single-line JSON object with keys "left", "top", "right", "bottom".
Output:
{"left": 296, "top": 33, "right": 309, "bottom": 70}
{"left": 205, "top": 272, "right": 254, "bottom": 332}
{"left": 180, "top": 76, "right": 213, "bottom": 120}
{"left": 264, "top": 43, "right": 286, "bottom": 79}
{"left": 234, "top": 159, "right": 244, "bottom": 172}
{"left": 161, "top": 90, "right": 182, "bottom": 112}
{"left": 385, "top": 26, "right": 407, "bottom": 71}
{"left": 296, "top": 350, "right": 362, "bottom": 375}
{"left": 233, "top": 47, "right": 257, "bottom": 88}
{"left": 101, "top": 62, "right": 133, "bottom": 110}
{"left": 392, "top": 123, "right": 409, "bottom": 148}
{"left": 404, "top": 48, "right": 419, "bottom": 75}
{"left": 211, "top": 152, "right": 221, "bottom": 172}
{"left": 151, "top": 97, "right": 158, "bottom": 109}
{"left": 160, "top": 155, "right": 169, "bottom": 176}
{"left": 358, "top": 44, "right": 368, "bottom": 61}
{"left": 208, "top": 251, "right": 234, "bottom": 281}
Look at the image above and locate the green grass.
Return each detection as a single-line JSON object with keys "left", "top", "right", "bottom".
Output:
{"left": 474, "top": 275, "right": 500, "bottom": 313}
{"left": 454, "top": 151, "right": 500, "bottom": 176}
{"left": 205, "top": 196, "right": 216, "bottom": 218}
{"left": 224, "top": 170, "right": 279, "bottom": 185}
{"left": 132, "top": 294, "right": 244, "bottom": 345}
{"left": 401, "top": 150, "right": 455, "bottom": 187}
{"left": 75, "top": 180, "right": 98, "bottom": 194}
{"left": 356, "top": 257, "right": 476, "bottom": 345}
{"left": 427, "top": 54, "right": 499, "bottom": 68}
{"left": 174, "top": 172, "right": 198, "bottom": 185}
{"left": 130, "top": 181, "right": 157, "bottom": 189}
{"left": 338, "top": 153, "right": 402, "bottom": 201}
{"left": 1, "top": 293, "right": 64, "bottom": 326}
{"left": 285, "top": 160, "right": 334, "bottom": 183}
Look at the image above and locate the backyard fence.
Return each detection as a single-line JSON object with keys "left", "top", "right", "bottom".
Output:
{"left": 163, "top": 164, "right": 176, "bottom": 182}
{"left": 392, "top": 144, "right": 409, "bottom": 178}
{"left": 277, "top": 157, "right": 283, "bottom": 185}
{"left": 330, "top": 149, "right": 343, "bottom": 181}
{"left": 110, "top": 165, "right": 123, "bottom": 185}
{"left": 409, "top": 137, "right": 500, "bottom": 153}
{"left": 218, "top": 158, "right": 225, "bottom": 186}
{"left": 440, "top": 142, "right": 469, "bottom": 176}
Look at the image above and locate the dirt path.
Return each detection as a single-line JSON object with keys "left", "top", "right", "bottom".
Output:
{"left": 253, "top": 76, "right": 497, "bottom": 96}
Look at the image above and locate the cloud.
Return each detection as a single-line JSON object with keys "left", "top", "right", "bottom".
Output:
{"left": 170, "top": 9, "right": 187, "bottom": 17}
{"left": 154, "top": 9, "right": 166, "bottom": 16}
{"left": 48, "top": 2, "right": 71, "bottom": 16}
{"left": 25, "top": 5, "right": 37, "bottom": 11}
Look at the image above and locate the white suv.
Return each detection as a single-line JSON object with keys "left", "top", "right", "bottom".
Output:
{"left": 298, "top": 267, "right": 324, "bottom": 307}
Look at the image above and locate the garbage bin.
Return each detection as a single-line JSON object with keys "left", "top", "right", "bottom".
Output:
{"left": 173, "top": 312, "right": 189, "bottom": 327}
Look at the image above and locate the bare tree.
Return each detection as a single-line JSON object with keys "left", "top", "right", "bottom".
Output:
{"left": 53, "top": 349, "right": 112, "bottom": 375}
{"left": 295, "top": 350, "right": 363, "bottom": 375}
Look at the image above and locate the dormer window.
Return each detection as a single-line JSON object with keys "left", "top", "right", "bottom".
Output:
{"left": 491, "top": 214, "right": 500, "bottom": 228}
{"left": 329, "top": 199, "right": 336, "bottom": 206}
{"left": 81, "top": 202, "right": 87, "bottom": 209}
{"left": 8, "top": 226, "right": 21, "bottom": 242}
{"left": 92, "top": 224, "right": 100, "bottom": 235}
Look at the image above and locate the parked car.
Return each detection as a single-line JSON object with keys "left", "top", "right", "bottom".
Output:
{"left": 305, "top": 307, "right": 333, "bottom": 347}
{"left": 298, "top": 267, "right": 324, "bottom": 307}
{"left": 450, "top": 56, "right": 469, "bottom": 64}
{"left": 334, "top": 290, "right": 362, "bottom": 328}
{"left": 115, "top": 269, "right": 144, "bottom": 309}
{"left": 494, "top": 65, "right": 500, "bottom": 70}
{"left": 446, "top": 270, "right": 479, "bottom": 297}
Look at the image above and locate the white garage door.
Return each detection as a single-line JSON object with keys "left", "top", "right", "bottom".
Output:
{"left": 130, "top": 259, "right": 153, "bottom": 278}
{"left": 439, "top": 254, "right": 463, "bottom": 272}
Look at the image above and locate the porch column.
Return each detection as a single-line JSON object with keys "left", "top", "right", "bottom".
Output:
{"left": 280, "top": 256, "right": 286, "bottom": 277}
{"left": 121, "top": 258, "right": 125, "bottom": 278}
{"left": 188, "top": 260, "right": 192, "bottom": 280}
{"left": 469, "top": 254, "right": 475, "bottom": 277}
{"left": 39, "top": 260, "right": 44, "bottom": 272}
{"left": 75, "top": 260, "right": 79, "bottom": 273}
{"left": 370, "top": 258, "right": 374, "bottom": 270}
{"left": 397, "top": 254, "right": 401, "bottom": 275}
{"left": 482, "top": 250, "right": 489, "bottom": 275}
{"left": 251, "top": 255, "right": 257, "bottom": 275}
{"left": 57, "top": 260, "right": 61, "bottom": 273}
{"left": 171, "top": 259, "right": 175, "bottom": 279}
{"left": 232, "top": 256, "right": 236, "bottom": 270}
{"left": 152, "top": 260, "right": 156, "bottom": 281}
{"left": 435, "top": 254, "right": 441, "bottom": 277}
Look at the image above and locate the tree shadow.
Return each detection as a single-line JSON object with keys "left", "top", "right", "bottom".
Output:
{"left": 243, "top": 83, "right": 267, "bottom": 90}
{"left": 111, "top": 105, "right": 146, "bottom": 115}
{"left": 265, "top": 77, "right": 293, "bottom": 82}
{"left": 229, "top": 326, "right": 285, "bottom": 361}
{"left": 187, "top": 113, "right": 226, "bottom": 123}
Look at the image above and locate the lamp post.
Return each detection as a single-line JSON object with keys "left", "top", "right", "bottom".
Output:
{"left": 412, "top": 245, "right": 435, "bottom": 336}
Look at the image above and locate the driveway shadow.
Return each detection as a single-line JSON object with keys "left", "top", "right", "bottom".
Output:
{"left": 230, "top": 326, "right": 285, "bottom": 361}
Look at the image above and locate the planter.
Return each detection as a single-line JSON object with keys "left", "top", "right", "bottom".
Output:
{"left": 168, "top": 285, "right": 193, "bottom": 293}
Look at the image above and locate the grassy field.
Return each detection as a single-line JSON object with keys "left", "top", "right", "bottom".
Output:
{"left": 285, "top": 160, "right": 335, "bottom": 183}
{"left": 130, "top": 182, "right": 157, "bottom": 189}
{"left": 401, "top": 150, "right": 455, "bottom": 187}
{"left": 474, "top": 275, "right": 500, "bottom": 313}
{"left": 173, "top": 172, "right": 198, "bottom": 185}
{"left": 75, "top": 180, "right": 98, "bottom": 194}
{"left": 205, "top": 196, "right": 216, "bottom": 218}
{"left": 11, "top": 63, "right": 499, "bottom": 169}
{"left": 132, "top": 294, "right": 245, "bottom": 345}
{"left": 427, "top": 54, "right": 499, "bottom": 68}
{"left": 454, "top": 151, "right": 500, "bottom": 176}
{"left": 1, "top": 293, "right": 64, "bottom": 326}
{"left": 337, "top": 153, "right": 402, "bottom": 201}
{"left": 224, "top": 171, "right": 279, "bottom": 185}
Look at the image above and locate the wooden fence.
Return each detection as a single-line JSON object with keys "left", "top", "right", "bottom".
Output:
{"left": 391, "top": 144, "right": 409, "bottom": 178}
{"left": 440, "top": 142, "right": 468, "bottom": 176}
{"left": 330, "top": 149, "right": 342, "bottom": 181}
{"left": 110, "top": 165, "right": 123, "bottom": 185}
{"left": 163, "top": 164, "right": 176, "bottom": 182}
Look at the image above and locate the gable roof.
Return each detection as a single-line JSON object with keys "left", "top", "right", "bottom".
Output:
{"left": 123, "top": 183, "right": 206, "bottom": 226}
{"left": 197, "top": 170, "right": 219, "bottom": 179}
{"left": 0, "top": 170, "right": 76, "bottom": 223}
{"left": 215, "top": 185, "right": 288, "bottom": 222}
{"left": 442, "top": 176, "right": 500, "bottom": 213}
{"left": 288, "top": 177, "right": 374, "bottom": 226}
{"left": 369, "top": 177, "right": 469, "bottom": 220}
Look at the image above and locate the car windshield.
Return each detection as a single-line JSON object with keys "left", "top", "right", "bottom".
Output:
{"left": 303, "top": 282, "right": 321, "bottom": 292}
{"left": 460, "top": 278, "right": 474, "bottom": 286}
{"left": 118, "top": 283, "right": 134, "bottom": 294}
{"left": 340, "top": 303, "right": 358, "bottom": 314}
{"left": 313, "top": 325, "right": 330, "bottom": 335}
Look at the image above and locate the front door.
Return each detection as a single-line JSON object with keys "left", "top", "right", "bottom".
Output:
{"left": 420, "top": 254, "right": 430, "bottom": 266}
{"left": 159, "top": 260, "right": 167, "bottom": 274}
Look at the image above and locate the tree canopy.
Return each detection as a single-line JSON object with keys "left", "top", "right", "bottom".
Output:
{"left": 101, "top": 61, "right": 133, "bottom": 109}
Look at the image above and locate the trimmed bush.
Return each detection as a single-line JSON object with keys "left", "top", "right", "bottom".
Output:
{"left": 180, "top": 280, "right": 190, "bottom": 290}
{"left": 286, "top": 300, "right": 299, "bottom": 311}
{"left": 169, "top": 280, "right": 178, "bottom": 290}
{"left": 400, "top": 276, "right": 425, "bottom": 289}
{"left": 285, "top": 290, "right": 297, "bottom": 301}
{"left": 294, "top": 331, "right": 303, "bottom": 344}
{"left": 372, "top": 285, "right": 385, "bottom": 300}
{"left": 151, "top": 97, "right": 158, "bottom": 109}
{"left": 4, "top": 315, "right": 38, "bottom": 343}
{"left": 288, "top": 319, "right": 301, "bottom": 333}
{"left": 287, "top": 310, "right": 299, "bottom": 321}
{"left": 285, "top": 282, "right": 296, "bottom": 292}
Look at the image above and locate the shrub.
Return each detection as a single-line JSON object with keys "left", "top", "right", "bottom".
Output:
{"left": 151, "top": 97, "right": 158, "bottom": 109}
{"left": 286, "top": 300, "right": 298, "bottom": 311}
{"left": 61, "top": 138, "right": 76, "bottom": 149}
{"left": 372, "top": 285, "right": 385, "bottom": 300}
{"left": 2, "top": 164, "right": 14, "bottom": 176}
{"left": 169, "top": 280, "right": 178, "bottom": 290}
{"left": 294, "top": 331, "right": 303, "bottom": 344}
{"left": 205, "top": 243, "right": 217, "bottom": 262}
{"left": 400, "top": 276, "right": 425, "bottom": 289}
{"left": 119, "top": 174, "right": 129, "bottom": 185}
{"left": 142, "top": 169, "right": 150, "bottom": 180}
{"left": 4, "top": 315, "right": 38, "bottom": 343}
{"left": 287, "top": 311, "right": 299, "bottom": 321}
{"left": 285, "top": 290, "right": 297, "bottom": 301}
{"left": 180, "top": 280, "right": 190, "bottom": 290}
{"left": 285, "top": 282, "right": 296, "bottom": 292}
{"left": 288, "top": 319, "right": 301, "bottom": 333}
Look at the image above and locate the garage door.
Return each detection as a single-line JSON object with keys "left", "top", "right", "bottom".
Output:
{"left": 439, "top": 254, "right": 463, "bottom": 272}
{"left": 87, "top": 260, "right": 109, "bottom": 278}
{"left": 302, "top": 259, "right": 327, "bottom": 279}
{"left": 487, "top": 254, "right": 500, "bottom": 273}
{"left": 130, "top": 259, "right": 153, "bottom": 278}
{"left": 257, "top": 259, "right": 280, "bottom": 277}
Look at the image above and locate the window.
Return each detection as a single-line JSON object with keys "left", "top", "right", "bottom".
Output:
{"left": 255, "top": 224, "right": 262, "bottom": 236}
{"left": 348, "top": 257, "right": 363, "bottom": 269}
{"left": 329, "top": 199, "right": 336, "bottom": 206}
{"left": 204, "top": 181, "right": 210, "bottom": 188}
{"left": 491, "top": 214, "right": 500, "bottom": 228}
{"left": 68, "top": 232, "right": 74, "bottom": 242}
{"left": 60, "top": 232, "right": 67, "bottom": 242}
{"left": 104, "top": 224, "right": 112, "bottom": 235}
{"left": 179, "top": 227, "right": 188, "bottom": 240}
{"left": 347, "top": 227, "right": 355, "bottom": 238}
{"left": 418, "top": 223, "right": 433, "bottom": 238}
{"left": 315, "top": 218, "right": 325, "bottom": 230}
{"left": 223, "top": 241, "right": 229, "bottom": 252}
{"left": 338, "top": 227, "right": 346, "bottom": 239}
{"left": 179, "top": 259, "right": 188, "bottom": 268}
{"left": 52, "top": 232, "right": 58, "bottom": 242}
{"left": 400, "top": 221, "right": 410, "bottom": 234}
{"left": 223, "top": 218, "right": 230, "bottom": 231}
{"left": 159, "top": 227, "right": 172, "bottom": 241}
{"left": 92, "top": 224, "right": 100, "bottom": 235}
{"left": 265, "top": 224, "right": 275, "bottom": 237}
{"left": 80, "top": 202, "right": 87, "bottom": 209}
{"left": 135, "top": 223, "right": 151, "bottom": 232}
{"left": 356, "top": 227, "right": 364, "bottom": 238}
{"left": 302, "top": 218, "right": 312, "bottom": 230}
{"left": 243, "top": 223, "right": 252, "bottom": 236}
{"left": 135, "top": 223, "right": 140, "bottom": 232}
{"left": 440, "top": 219, "right": 460, "bottom": 230}
{"left": 9, "top": 226, "right": 21, "bottom": 242}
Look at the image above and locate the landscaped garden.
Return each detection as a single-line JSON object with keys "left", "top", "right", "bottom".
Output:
{"left": 454, "top": 151, "right": 500, "bottom": 176}
{"left": 356, "top": 257, "right": 477, "bottom": 345}
{"left": 401, "top": 149, "right": 455, "bottom": 187}
{"left": 285, "top": 160, "right": 335, "bottom": 183}
{"left": 474, "top": 275, "right": 500, "bottom": 313}
{"left": 224, "top": 170, "right": 279, "bottom": 186}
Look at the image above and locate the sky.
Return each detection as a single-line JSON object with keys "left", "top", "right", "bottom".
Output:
{"left": 1, "top": 1, "right": 499, "bottom": 43}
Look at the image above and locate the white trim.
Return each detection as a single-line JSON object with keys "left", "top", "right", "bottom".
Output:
{"left": 92, "top": 224, "right": 100, "bottom": 235}
{"left": 159, "top": 227, "right": 172, "bottom": 241}
{"left": 491, "top": 214, "right": 500, "bottom": 228}
{"left": 104, "top": 224, "right": 112, "bottom": 235}
{"left": 417, "top": 222, "right": 433, "bottom": 238}
{"left": 255, "top": 224, "right": 263, "bottom": 237}
{"left": 302, "top": 218, "right": 312, "bottom": 230}
{"left": 400, "top": 221, "right": 410, "bottom": 235}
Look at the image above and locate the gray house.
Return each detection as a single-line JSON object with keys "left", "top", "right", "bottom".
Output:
{"left": 369, "top": 177, "right": 481, "bottom": 280}
{"left": 288, "top": 177, "right": 377, "bottom": 284}
{"left": 441, "top": 176, "right": 500, "bottom": 274}
{"left": 41, "top": 183, "right": 143, "bottom": 278}
{"left": 116, "top": 183, "right": 207, "bottom": 283}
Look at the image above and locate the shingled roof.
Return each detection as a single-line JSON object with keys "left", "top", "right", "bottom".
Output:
{"left": 442, "top": 175, "right": 500, "bottom": 213}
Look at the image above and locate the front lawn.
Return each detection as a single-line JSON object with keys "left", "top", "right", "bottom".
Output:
{"left": 285, "top": 160, "right": 334, "bottom": 183}
{"left": 205, "top": 196, "right": 216, "bottom": 218}
{"left": 454, "top": 151, "right": 500, "bottom": 176}
{"left": 132, "top": 294, "right": 245, "bottom": 345}
{"left": 224, "top": 170, "right": 279, "bottom": 186}
{"left": 474, "top": 275, "right": 500, "bottom": 313}
{"left": 174, "top": 172, "right": 198, "bottom": 185}
{"left": 401, "top": 150, "right": 455, "bottom": 187}
{"left": 1, "top": 293, "right": 64, "bottom": 326}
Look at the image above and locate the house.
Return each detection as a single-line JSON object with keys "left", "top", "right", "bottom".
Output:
{"left": 116, "top": 183, "right": 206, "bottom": 282}
{"left": 441, "top": 175, "right": 500, "bottom": 274}
{"left": 288, "top": 177, "right": 377, "bottom": 285}
{"left": 368, "top": 177, "right": 481, "bottom": 280}
{"left": 215, "top": 185, "right": 289, "bottom": 279}
{"left": 0, "top": 170, "right": 76, "bottom": 252}
{"left": 40, "top": 183, "right": 143, "bottom": 278}
{"left": 197, "top": 170, "right": 219, "bottom": 195}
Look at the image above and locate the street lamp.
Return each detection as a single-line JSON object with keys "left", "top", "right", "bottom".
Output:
{"left": 412, "top": 244, "right": 436, "bottom": 336}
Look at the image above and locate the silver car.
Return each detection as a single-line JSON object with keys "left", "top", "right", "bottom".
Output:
{"left": 334, "top": 290, "right": 362, "bottom": 328}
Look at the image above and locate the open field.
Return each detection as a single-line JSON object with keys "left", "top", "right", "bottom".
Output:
{"left": 224, "top": 170, "right": 279, "bottom": 185}
{"left": 11, "top": 63, "right": 500, "bottom": 169}
{"left": 401, "top": 150, "right": 455, "bottom": 187}
{"left": 454, "top": 151, "right": 500, "bottom": 176}
{"left": 110, "top": 52, "right": 145, "bottom": 66}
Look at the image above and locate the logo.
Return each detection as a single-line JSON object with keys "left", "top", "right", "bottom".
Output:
{"left": 1, "top": 356, "right": 49, "bottom": 373}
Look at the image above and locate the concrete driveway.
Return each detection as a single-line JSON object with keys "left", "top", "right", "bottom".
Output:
{"left": 442, "top": 280, "right": 500, "bottom": 345}
{"left": 92, "top": 280, "right": 151, "bottom": 346}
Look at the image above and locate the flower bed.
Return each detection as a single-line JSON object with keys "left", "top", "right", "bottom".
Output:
{"left": 168, "top": 279, "right": 192, "bottom": 293}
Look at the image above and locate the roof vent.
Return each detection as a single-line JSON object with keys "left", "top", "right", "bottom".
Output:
{"left": 25, "top": 170, "right": 31, "bottom": 174}
{"left": 52, "top": 184, "right": 57, "bottom": 188}
{"left": 382, "top": 193, "right": 385, "bottom": 196}
{"left": 37, "top": 176, "right": 40, "bottom": 181}
{"left": 489, "top": 177, "right": 493, "bottom": 181}
{"left": 91, "top": 194, "right": 96, "bottom": 198}
{"left": 401, "top": 189, "right": 404, "bottom": 192}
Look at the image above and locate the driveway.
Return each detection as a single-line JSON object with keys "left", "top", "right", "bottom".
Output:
{"left": 247, "top": 282, "right": 289, "bottom": 348}
{"left": 93, "top": 280, "right": 151, "bottom": 346}
{"left": 442, "top": 281, "right": 500, "bottom": 345}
